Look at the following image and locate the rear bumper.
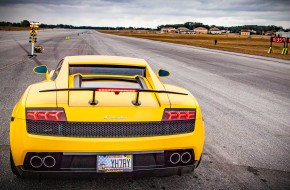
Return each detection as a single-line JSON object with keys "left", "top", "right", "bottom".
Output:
{"left": 10, "top": 118, "right": 204, "bottom": 169}
{"left": 15, "top": 150, "right": 199, "bottom": 178}
{"left": 16, "top": 165, "right": 196, "bottom": 179}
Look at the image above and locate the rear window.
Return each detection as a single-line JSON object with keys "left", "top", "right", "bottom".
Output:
{"left": 82, "top": 81, "right": 141, "bottom": 88}
{"left": 69, "top": 65, "right": 146, "bottom": 77}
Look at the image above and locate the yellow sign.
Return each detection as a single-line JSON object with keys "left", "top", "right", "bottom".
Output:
{"left": 30, "top": 22, "right": 39, "bottom": 32}
{"left": 29, "top": 22, "right": 39, "bottom": 37}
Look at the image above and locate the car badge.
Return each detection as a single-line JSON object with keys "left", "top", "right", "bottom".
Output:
{"left": 104, "top": 116, "right": 128, "bottom": 120}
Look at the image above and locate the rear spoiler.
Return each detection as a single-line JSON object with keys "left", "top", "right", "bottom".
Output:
{"left": 40, "top": 88, "right": 188, "bottom": 106}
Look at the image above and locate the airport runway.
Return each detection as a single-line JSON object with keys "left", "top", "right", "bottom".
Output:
{"left": 0, "top": 29, "right": 290, "bottom": 189}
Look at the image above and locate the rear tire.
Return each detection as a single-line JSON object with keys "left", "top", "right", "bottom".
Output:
{"left": 10, "top": 150, "right": 22, "bottom": 178}
{"left": 195, "top": 154, "right": 202, "bottom": 169}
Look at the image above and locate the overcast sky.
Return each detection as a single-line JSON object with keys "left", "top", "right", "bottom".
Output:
{"left": 0, "top": 0, "right": 290, "bottom": 28}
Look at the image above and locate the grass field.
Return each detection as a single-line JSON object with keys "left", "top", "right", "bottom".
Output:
{"left": 0, "top": 26, "right": 30, "bottom": 31}
{"left": 99, "top": 30, "right": 289, "bottom": 60}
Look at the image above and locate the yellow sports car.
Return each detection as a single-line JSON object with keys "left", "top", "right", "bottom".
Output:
{"left": 10, "top": 55, "right": 204, "bottom": 178}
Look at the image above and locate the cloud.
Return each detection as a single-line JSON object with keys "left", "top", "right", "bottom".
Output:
{"left": 0, "top": 0, "right": 289, "bottom": 28}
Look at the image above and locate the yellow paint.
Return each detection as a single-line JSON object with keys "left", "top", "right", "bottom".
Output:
{"left": 281, "top": 48, "right": 285, "bottom": 55}
{"left": 268, "top": 47, "right": 272, "bottom": 54}
{"left": 284, "top": 48, "right": 288, "bottom": 55}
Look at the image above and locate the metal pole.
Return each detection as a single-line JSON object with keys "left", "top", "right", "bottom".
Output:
{"left": 286, "top": 38, "right": 289, "bottom": 55}
{"left": 31, "top": 42, "right": 34, "bottom": 56}
{"left": 268, "top": 37, "right": 273, "bottom": 54}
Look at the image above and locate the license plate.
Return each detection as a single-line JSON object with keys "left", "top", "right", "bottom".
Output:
{"left": 97, "top": 154, "right": 133, "bottom": 173}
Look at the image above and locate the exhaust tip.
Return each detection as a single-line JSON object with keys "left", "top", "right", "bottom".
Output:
{"left": 43, "top": 156, "right": 56, "bottom": 168}
{"left": 169, "top": 153, "right": 181, "bottom": 164}
{"left": 181, "top": 152, "right": 191, "bottom": 164}
{"left": 30, "top": 156, "right": 43, "bottom": 168}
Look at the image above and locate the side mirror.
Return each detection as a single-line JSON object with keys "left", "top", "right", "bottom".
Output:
{"left": 158, "top": 69, "right": 170, "bottom": 77}
{"left": 33, "top": 65, "right": 50, "bottom": 80}
{"left": 33, "top": 65, "right": 47, "bottom": 73}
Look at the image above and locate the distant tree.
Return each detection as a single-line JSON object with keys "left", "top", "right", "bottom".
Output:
{"left": 116, "top": 27, "right": 126, "bottom": 30}
{"left": 228, "top": 25, "right": 284, "bottom": 34}
{"left": 157, "top": 23, "right": 183, "bottom": 30}
{"left": 217, "top": 26, "right": 226, "bottom": 30}
{"left": 20, "top": 20, "right": 30, "bottom": 27}
{"left": 184, "top": 22, "right": 194, "bottom": 30}
{"left": 0, "top": 20, "right": 286, "bottom": 33}
{"left": 193, "top": 22, "right": 205, "bottom": 28}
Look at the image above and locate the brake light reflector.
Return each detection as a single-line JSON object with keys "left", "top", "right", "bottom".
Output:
{"left": 26, "top": 109, "right": 66, "bottom": 121}
{"left": 97, "top": 88, "right": 137, "bottom": 95}
{"left": 163, "top": 109, "right": 195, "bottom": 121}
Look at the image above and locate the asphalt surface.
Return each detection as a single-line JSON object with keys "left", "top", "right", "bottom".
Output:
{"left": 0, "top": 29, "right": 290, "bottom": 189}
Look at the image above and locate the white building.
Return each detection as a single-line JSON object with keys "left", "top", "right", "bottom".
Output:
{"left": 209, "top": 27, "right": 221, "bottom": 34}
{"left": 193, "top": 27, "right": 208, "bottom": 34}
{"left": 221, "top": 30, "right": 230, "bottom": 33}
{"left": 276, "top": 31, "right": 290, "bottom": 37}
{"left": 160, "top": 27, "right": 176, "bottom": 33}
{"left": 177, "top": 27, "right": 195, "bottom": 34}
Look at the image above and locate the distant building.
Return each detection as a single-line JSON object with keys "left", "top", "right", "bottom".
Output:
{"left": 177, "top": 27, "right": 194, "bottom": 34}
{"left": 240, "top": 29, "right": 256, "bottom": 36}
{"left": 193, "top": 27, "right": 208, "bottom": 34}
{"left": 276, "top": 31, "right": 290, "bottom": 37}
{"left": 160, "top": 27, "right": 176, "bottom": 33}
{"left": 251, "top": 30, "right": 257, "bottom": 34}
{"left": 221, "top": 29, "right": 230, "bottom": 33}
{"left": 264, "top": 31, "right": 275, "bottom": 36}
{"left": 240, "top": 29, "right": 250, "bottom": 35}
{"left": 209, "top": 27, "right": 221, "bottom": 34}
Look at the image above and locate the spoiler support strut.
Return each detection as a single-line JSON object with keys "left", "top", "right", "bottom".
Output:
{"left": 132, "top": 91, "right": 141, "bottom": 106}
{"left": 88, "top": 90, "right": 98, "bottom": 105}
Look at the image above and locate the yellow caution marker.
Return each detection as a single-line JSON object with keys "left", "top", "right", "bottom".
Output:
{"left": 281, "top": 48, "right": 286, "bottom": 55}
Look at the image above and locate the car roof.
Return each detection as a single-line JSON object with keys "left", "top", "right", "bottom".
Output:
{"left": 65, "top": 55, "right": 148, "bottom": 67}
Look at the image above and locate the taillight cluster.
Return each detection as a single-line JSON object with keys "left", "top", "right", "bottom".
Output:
{"left": 163, "top": 109, "right": 196, "bottom": 121}
{"left": 26, "top": 109, "right": 66, "bottom": 121}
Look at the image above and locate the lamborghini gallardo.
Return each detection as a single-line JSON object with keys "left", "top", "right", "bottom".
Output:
{"left": 10, "top": 55, "right": 204, "bottom": 178}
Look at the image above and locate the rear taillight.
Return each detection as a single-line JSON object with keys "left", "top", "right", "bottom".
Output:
{"left": 162, "top": 109, "right": 196, "bottom": 121}
{"left": 26, "top": 109, "right": 66, "bottom": 121}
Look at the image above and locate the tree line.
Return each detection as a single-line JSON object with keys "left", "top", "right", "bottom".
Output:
{"left": 0, "top": 20, "right": 287, "bottom": 34}
{"left": 0, "top": 20, "right": 153, "bottom": 30}
{"left": 0, "top": 20, "right": 75, "bottom": 29}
